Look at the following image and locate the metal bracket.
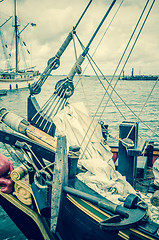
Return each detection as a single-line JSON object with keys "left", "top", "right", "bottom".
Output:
{"left": 99, "top": 207, "right": 146, "bottom": 231}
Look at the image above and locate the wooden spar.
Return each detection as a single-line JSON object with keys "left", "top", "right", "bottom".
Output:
{"left": 0, "top": 108, "right": 57, "bottom": 152}
{"left": 51, "top": 135, "right": 68, "bottom": 233}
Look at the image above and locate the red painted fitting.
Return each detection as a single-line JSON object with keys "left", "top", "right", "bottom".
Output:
{"left": 0, "top": 153, "right": 14, "bottom": 177}
{"left": 0, "top": 177, "right": 14, "bottom": 194}
{"left": 0, "top": 154, "right": 14, "bottom": 194}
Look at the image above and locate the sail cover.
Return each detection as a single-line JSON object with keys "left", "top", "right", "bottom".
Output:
{"left": 53, "top": 102, "right": 135, "bottom": 202}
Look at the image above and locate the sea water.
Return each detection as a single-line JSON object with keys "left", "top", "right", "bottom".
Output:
{"left": 0, "top": 75, "right": 159, "bottom": 239}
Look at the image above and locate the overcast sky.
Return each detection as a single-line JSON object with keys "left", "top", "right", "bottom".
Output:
{"left": 0, "top": 0, "right": 159, "bottom": 75}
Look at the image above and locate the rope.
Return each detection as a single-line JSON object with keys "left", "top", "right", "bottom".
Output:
{"left": 31, "top": 94, "right": 56, "bottom": 122}
{"left": 71, "top": 33, "right": 92, "bottom": 114}
{"left": 79, "top": 0, "right": 156, "bottom": 157}
{"left": 126, "top": 77, "right": 159, "bottom": 140}
{"left": 1, "top": 124, "right": 33, "bottom": 170}
{"left": 72, "top": 0, "right": 149, "bottom": 145}
{"left": 87, "top": 53, "right": 159, "bottom": 138}
{"left": 72, "top": 32, "right": 78, "bottom": 61}
{"left": 30, "top": 0, "right": 120, "bottom": 127}
{"left": 2, "top": 122, "right": 55, "bottom": 183}
{"left": 18, "top": 33, "right": 28, "bottom": 69}
{"left": 107, "top": 132, "right": 134, "bottom": 148}
{"left": 142, "top": 122, "right": 159, "bottom": 155}
{"left": 68, "top": 150, "right": 80, "bottom": 158}
{"left": 72, "top": 0, "right": 124, "bottom": 116}
{"left": 97, "top": 0, "right": 154, "bottom": 121}
{"left": 40, "top": 86, "right": 71, "bottom": 134}
{"left": 63, "top": 112, "right": 93, "bottom": 159}
{"left": 35, "top": 58, "right": 58, "bottom": 89}
{"left": 74, "top": 0, "right": 124, "bottom": 86}
{"left": 31, "top": 77, "right": 69, "bottom": 127}
{"left": 78, "top": 38, "right": 126, "bottom": 119}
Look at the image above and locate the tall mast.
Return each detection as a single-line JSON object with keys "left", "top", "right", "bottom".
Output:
{"left": 14, "top": 0, "right": 18, "bottom": 73}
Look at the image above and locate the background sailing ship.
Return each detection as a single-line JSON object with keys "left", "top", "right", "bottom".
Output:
{"left": 0, "top": 0, "right": 39, "bottom": 92}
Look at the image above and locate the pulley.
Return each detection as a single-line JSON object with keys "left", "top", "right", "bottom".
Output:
{"left": 47, "top": 56, "right": 60, "bottom": 70}
{"left": 54, "top": 78, "right": 74, "bottom": 98}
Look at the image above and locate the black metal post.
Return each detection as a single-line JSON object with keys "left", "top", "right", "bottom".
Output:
{"left": 147, "top": 141, "right": 154, "bottom": 167}
{"left": 118, "top": 121, "right": 138, "bottom": 188}
{"left": 68, "top": 145, "right": 80, "bottom": 179}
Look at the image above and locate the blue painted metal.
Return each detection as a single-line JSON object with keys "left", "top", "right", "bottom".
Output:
{"left": 118, "top": 121, "right": 138, "bottom": 188}
{"left": 27, "top": 96, "right": 56, "bottom": 136}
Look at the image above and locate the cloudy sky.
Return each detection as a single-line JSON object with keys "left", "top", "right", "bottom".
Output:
{"left": 0, "top": 0, "right": 159, "bottom": 76}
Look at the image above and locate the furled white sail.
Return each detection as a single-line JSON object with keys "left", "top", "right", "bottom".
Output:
{"left": 53, "top": 102, "right": 135, "bottom": 202}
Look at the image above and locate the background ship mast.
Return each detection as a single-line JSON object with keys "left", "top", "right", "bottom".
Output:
{"left": 14, "top": 0, "right": 19, "bottom": 73}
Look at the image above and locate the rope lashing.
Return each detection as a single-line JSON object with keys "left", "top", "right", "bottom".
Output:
{"left": 68, "top": 150, "right": 80, "bottom": 159}
{"left": 100, "top": 124, "right": 134, "bottom": 148}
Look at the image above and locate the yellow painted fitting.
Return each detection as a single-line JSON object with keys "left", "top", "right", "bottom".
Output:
{"left": 11, "top": 165, "right": 28, "bottom": 181}
{"left": 13, "top": 182, "right": 32, "bottom": 205}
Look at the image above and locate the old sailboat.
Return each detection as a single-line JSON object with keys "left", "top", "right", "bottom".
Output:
{"left": 0, "top": 0, "right": 39, "bottom": 91}
{"left": 0, "top": 0, "right": 159, "bottom": 239}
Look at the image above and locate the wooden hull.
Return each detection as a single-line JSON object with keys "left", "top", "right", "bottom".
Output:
{"left": 0, "top": 78, "right": 35, "bottom": 91}
{"left": 0, "top": 69, "right": 39, "bottom": 91}
{"left": 0, "top": 90, "right": 7, "bottom": 96}
{"left": 0, "top": 191, "right": 55, "bottom": 240}
{"left": 57, "top": 193, "right": 159, "bottom": 240}
{"left": 1, "top": 189, "right": 159, "bottom": 240}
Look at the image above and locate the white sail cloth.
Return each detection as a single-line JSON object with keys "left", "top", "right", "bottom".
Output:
{"left": 53, "top": 102, "right": 135, "bottom": 203}
{"left": 153, "top": 158, "right": 159, "bottom": 186}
